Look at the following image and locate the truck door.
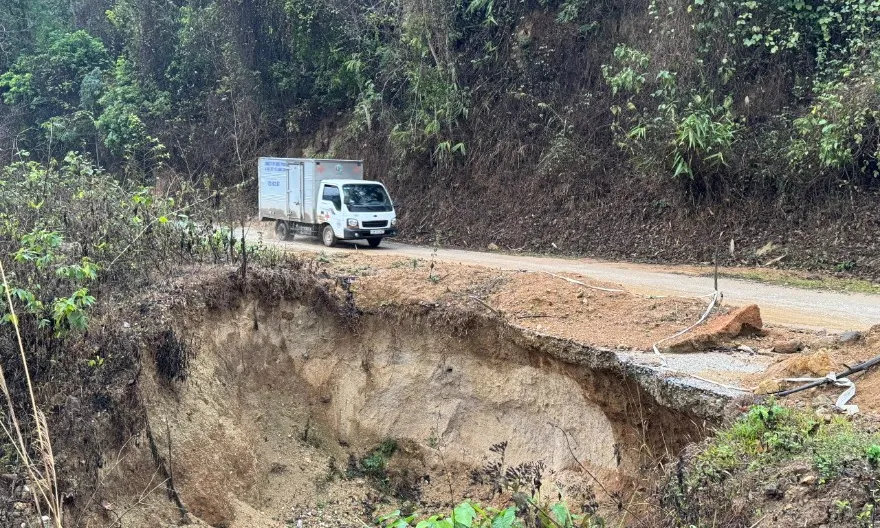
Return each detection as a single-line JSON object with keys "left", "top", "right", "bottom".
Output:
{"left": 318, "top": 183, "right": 344, "bottom": 235}
{"left": 288, "top": 163, "right": 304, "bottom": 220}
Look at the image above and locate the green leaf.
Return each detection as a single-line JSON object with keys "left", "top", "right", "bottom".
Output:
{"left": 490, "top": 508, "right": 516, "bottom": 528}
{"left": 551, "top": 503, "right": 571, "bottom": 527}
{"left": 453, "top": 503, "right": 476, "bottom": 527}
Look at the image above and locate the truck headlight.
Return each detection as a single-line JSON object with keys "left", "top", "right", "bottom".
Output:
{"left": 391, "top": 218, "right": 398, "bottom": 227}
{"left": 346, "top": 218, "right": 358, "bottom": 228}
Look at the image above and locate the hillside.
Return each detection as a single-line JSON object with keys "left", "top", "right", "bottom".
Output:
{"left": 1, "top": 0, "right": 879, "bottom": 276}
{"left": 2, "top": 3, "right": 880, "bottom": 526}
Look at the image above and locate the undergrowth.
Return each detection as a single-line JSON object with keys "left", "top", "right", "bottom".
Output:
{"left": 349, "top": 439, "right": 400, "bottom": 492}
{"left": 664, "top": 402, "right": 880, "bottom": 526}
{"left": 377, "top": 499, "right": 604, "bottom": 528}
{"left": 374, "top": 440, "right": 606, "bottom": 528}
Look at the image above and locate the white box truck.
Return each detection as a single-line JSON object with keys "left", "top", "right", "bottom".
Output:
{"left": 258, "top": 157, "right": 398, "bottom": 248}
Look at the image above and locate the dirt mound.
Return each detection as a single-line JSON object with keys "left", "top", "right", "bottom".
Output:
{"left": 765, "top": 350, "right": 838, "bottom": 379}
{"left": 866, "top": 323, "right": 880, "bottom": 347}
{"left": 666, "top": 304, "right": 764, "bottom": 353}
{"left": 753, "top": 351, "right": 839, "bottom": 394}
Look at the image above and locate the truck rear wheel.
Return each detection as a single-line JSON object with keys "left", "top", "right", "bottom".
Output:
{"left": 275, "top": 220, "right": 291, "bottom": 241}
{"left": 321, "top": 224, "right": 337, "bottom": 247}
{"left": 367, "top": 238, "right": 382, "bottom": 248}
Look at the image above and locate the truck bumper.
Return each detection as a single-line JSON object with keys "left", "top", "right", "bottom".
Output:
{"left": 343, "top": 228, "right": 398, "bottom": 240}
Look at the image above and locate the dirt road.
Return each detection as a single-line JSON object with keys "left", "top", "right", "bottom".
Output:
{"left": 247, "top": 226, "right": 880, "bottom": 332}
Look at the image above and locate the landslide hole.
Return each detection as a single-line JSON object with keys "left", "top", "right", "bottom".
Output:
{"left": 140, "top": 298, "right": 707, "bottom": 526}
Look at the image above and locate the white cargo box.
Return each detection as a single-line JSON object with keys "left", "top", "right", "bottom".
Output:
{"left": 258, "top": 157, "right": 364, "bottom": 223}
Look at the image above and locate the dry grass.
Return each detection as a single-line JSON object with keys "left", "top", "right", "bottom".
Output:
{"left": 0, "top": 259, "right": 62, "bottom": 527}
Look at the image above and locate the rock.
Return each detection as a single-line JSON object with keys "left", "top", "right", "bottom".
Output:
{"left": 799, "top": 474, "right": 817, "bottom": 486}
{"left": 772, "top": 340, "right": 802, "bottom": 354}
{"left": 711, "top": 304, "right": 763, "bottom": 336}
{"left": 487, "top": 243, "right": 499, "bottom": 251}
{"left": 839, "top": 331, "right": 862, "bottom": 344}
{"left": 754, "top": 379, "right": 782, "bottom": 395}
{"left": 769, "top": 350, "right": 838, "bottom": 379}
{"left": 816, "top": 408, "right": 834, "bottom": 421}
{"left": 789, "top": 462, "right": 810, "bottom": 476}
{"left": 812, "top": 395, "right": 833, "bottom": 408}
{"left": 764, "top": 483, "right": 783, "bottom": 499}
{"left": 667, "top": 304, "right": 763, "bottom": 352}
{"left": 866, "top": 324, "right": 880, "bottom": 347}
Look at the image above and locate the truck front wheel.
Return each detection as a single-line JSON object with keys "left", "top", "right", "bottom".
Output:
{"left": 321, "top": 224, "right": 337, "bottom": 247}
{"left": 275, "top": 220, "right": 291, "bottom": 241}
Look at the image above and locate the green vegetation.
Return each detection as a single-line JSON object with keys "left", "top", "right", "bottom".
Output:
{"left": 361, "top": 439, "right": 399, "bottom": 479}
{"left": 349, "top": 439, "right": 399, "bottom": 490}
{"left": 1, "top": 0, "right": 878, "bottom": 203}
{"left": 665, "top": 403, "right": 880, "bottom": 526}
{"left": 695, "top": 403, "right": 868, "bottom": 482}
{"left": 0, "top": 153, "right": 263, "bottom": 340}
{"left": 378, "top": 499, "right": 602, "bottom": 528}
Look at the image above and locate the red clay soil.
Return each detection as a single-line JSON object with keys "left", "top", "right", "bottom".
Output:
{"left": 666, "top": 304, "right": 764, "bottom": 352}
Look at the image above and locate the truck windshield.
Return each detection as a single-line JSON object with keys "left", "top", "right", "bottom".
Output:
{"left": 343, "top": 184, "right": 392, "bottom": 212}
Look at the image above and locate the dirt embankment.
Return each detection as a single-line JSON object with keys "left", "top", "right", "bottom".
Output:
{"left": 72, "top": 265, "right": 728, "bottom": 527}
{"left": 41, "top": 250, "right": 880, "bottom": 527}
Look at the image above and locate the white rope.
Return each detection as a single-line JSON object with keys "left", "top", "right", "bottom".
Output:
{"left": 782, "top": 373, "right": 859, "bottom": 414}
{"left": 539, "top": 272, "right": 750, "bottom": 393}
{"left": 686, "top": 373, "right": 751, "bottom": 393}
{"left": 646, "top": 291, "right": 753, "bottom": 393}
{"left": 651, "top": 291, "right": 720, "bottom": 368}
{"left": 538, "top": 270, "right": 723, "bottom": 300}
{"left": 539, "top": 271, "right": 628, "bottom": 293}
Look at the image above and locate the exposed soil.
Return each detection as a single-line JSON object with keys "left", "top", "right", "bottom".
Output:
{"left": 59, "top": 262, "right": 746, "bottom": 527}
{"left": 17, "top": 243, "right": 880, "bottom": 527}
{"left": 244, "top": 222, "right": 880, "bottom": 332}
{"left": 280, "top": 248, "right": 877, "bottom": 393}
{"left": 746, "top": 325, "right": 880, "bottom": 414}
{"left": 388, "top": 175, "right": 880, "bottom": 283}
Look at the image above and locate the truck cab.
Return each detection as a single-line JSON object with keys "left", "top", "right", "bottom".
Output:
{"left": 316, "top": 179, "right": 398, "bottom": 247}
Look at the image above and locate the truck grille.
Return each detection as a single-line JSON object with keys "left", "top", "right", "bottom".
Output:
{"left": 362, "top": 220, "right": 388, "bottom": 228}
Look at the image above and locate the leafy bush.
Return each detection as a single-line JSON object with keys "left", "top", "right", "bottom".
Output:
{"left": 602, "top": 45, "right": 650, "bottom": 96}
{"left": 664, "top": 402, "right": 880, "bottom": 525}
{"left": 603, "top": 36, "right": 741, "bottom": 189}
{"left": 0, "top": 153, "right": 253, "bottom": 340}
{"left": 670, "top": 97, "right": 738, "bottom": 180}
{"left": 378, "top": 498, "right": 603, "bottom": 528}
{"left": 0, "top": 31, "right": 109, "bottom": 113}
{"left": 866, "top": 444, "right": 880, "bottom": 468}
{"left": 359, "top": 439, "right": 399, "bottom": 480}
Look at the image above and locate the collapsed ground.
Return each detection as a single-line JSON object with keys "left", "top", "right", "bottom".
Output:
{"left": 7, "top": 239, "right": 873, "bottom": 527}
{"left": 57, "top": 262, "right": 715, "bottom": 527}
{"left": 276, "top": 241, "right": 880, "bottom": 411}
